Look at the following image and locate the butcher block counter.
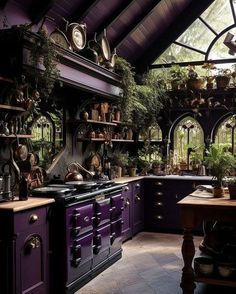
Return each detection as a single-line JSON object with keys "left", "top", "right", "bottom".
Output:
{"left": 0, "top": 197, "right": 55, "bottom": 211}
{"left": 178, "top": 193, "right": 236, "bottom": 293}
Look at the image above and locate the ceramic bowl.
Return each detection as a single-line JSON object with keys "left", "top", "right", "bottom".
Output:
{"left": 194, "top": 257, "right": 214, "bottom": 276}
{"left": 217, "top": 264, "right": 236, "bottom": 278}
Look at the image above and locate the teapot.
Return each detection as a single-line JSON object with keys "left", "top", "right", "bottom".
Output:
{"left": 64, "top": 162, "right": 83, "bottom": 182}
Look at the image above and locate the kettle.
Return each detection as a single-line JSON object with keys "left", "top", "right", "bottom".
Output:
{"left": 64, "top": 162, "right": 83, "bottom": 182}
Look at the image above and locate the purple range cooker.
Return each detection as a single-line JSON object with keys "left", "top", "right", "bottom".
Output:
{"left": 31, "top": 180, "right": 126, "bottom": 294}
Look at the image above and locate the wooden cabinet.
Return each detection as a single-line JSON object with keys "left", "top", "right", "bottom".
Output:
{"left": 0, "top": 203, "right": 52, "bottom": 294}
{"left": 144, "top": 177, "right": 212, "bottom": 233}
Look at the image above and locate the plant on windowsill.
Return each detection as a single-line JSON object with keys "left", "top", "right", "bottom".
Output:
{"left": 169, "top": 64, "right": 188, "bottom": 90}
{"left": 186, "top": 65, "right": 206, "bottom": 90}
{"left": 215, "top": 68, "right": 231, "bottom": 90}
{"left": 202, "top": 62, "right": 216, "bottom": 89}
{"left": 204, "top": 144, "right": 236, "bottom": 198}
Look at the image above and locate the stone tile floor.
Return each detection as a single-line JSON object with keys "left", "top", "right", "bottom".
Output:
{"left": 76, "top": 232, "right": 236, "bottom": 294}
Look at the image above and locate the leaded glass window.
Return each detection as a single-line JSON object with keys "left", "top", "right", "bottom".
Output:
{"left": 173, "top": 116, "right": 204, "bottom": 168}
{"left": 215, "top": 115, "right": 236, "bottom": 154}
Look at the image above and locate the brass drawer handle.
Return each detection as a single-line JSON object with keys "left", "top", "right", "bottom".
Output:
{"left": 29, "top": 214, "right": 39, "bottom": 223}
{"left": 155, "top": 215, "right": 163, "bottom": 220}
{"left": 155, "top": 192, "right": 163, "bottom": 196}
{"left": 155, "top": 182, "right": 163, "bottom": 186}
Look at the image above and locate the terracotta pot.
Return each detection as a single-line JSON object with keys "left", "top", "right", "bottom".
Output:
{"left": 187, "top": 78, "right": 205, "bottom": 90}
{"left": 213, "top": 186, "right": 224, "bottom": 198}
{"left": 228, "top": 185, "right": 236, "bottom": 199}
{"left": 215, "top": 76, "right": 230, "bottom": 89}
{"left": 128, "top": 167, "right": 136, "bottom": 177}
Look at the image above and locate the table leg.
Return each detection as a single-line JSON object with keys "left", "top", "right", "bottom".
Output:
{"left": 180, "top": 228, "right": 196, "bottom": 294}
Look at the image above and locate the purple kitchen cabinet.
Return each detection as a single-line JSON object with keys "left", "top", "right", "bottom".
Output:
{"left": 132, "top": 181, "right": 144, "bottom": 235}
{"left": 121, "top": 184, "right": 133, "bottom": 242}
{"left": 0, "top": 205, "right": 50, "bottom": 294}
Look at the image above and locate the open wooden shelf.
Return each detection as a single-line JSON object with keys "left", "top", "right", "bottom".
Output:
{"left": 112, "top": 139, "right": 134, "bottom": 142}
{"left": 0, "top": 76, "right": 14, "bottom": 84}
{"left": 0, "top": 104, "right": 26, "bottom": 112}
{"left": 195, "top": 276, "right": 236, "bottom": 287}
{"left": 0, "top": 134, "right": 32, "bottom": 138}
{"left": 68, "top": 119, "right": 117, "bottom": 126}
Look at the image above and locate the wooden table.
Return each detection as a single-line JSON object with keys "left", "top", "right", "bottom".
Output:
{"left": 178, "top": 194, "right": 236, "bottom": 293}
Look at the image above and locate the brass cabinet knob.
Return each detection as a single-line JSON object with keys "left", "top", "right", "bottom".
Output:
{"left": 155, "top": 182, "right": 163, "bottom": 186}
{"left": 29, "top": 214, "right": 39, "bottom": 223}
{"left": 155, "top": 192, "right": 163, "bottom": 196}
{"left": 123, "top": 186, "right": 129, "bottom": 192}
{"left": 155, "top": 202, "right": 163, "bottom": 206}
{"left": 155, "top": 215, "right": 163, "bottom": 220}
{"left": 124, "top": 198, "right": 130, "bottom": 207}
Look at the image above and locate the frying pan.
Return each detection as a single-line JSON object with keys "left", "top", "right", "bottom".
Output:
{"left": 14, "top": 134, "right": 28, "bottom": 161}
{"left": 97, "top": 29, "right": 111, "bottom": 62}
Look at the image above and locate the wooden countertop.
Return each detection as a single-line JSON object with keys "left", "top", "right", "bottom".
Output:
{"left": 0, "top": 197, "right": 55, "bottom": 212}
{"left": 178, "top": 193, "right": 236, "bottom": 208}
{"left": 114, "top": 176, "right": 144, "bottom": 184}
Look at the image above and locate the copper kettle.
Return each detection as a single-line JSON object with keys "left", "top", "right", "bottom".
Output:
{"left": 64, "top": 162, "right": 83, "bottom": 182}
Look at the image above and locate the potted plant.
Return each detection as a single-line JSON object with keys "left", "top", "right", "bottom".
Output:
{"left": 110, "top": 150, "right": 129, "bottom": 177}
{"left": 202, "top": 62, "right": 216, "bottom": 89}
{"left": 169, "top": 64, "right": 188, "bottom": 90}
{"left": 226, "top": 177, "right": 236, "bottom": 199}
{"left": 204, "top": 144, "right": 236, "bottom": 198}
{"left": 127, "top": 156, "right": 138, "bottom": 177}
{"left": 215, "top": 68, "right": 231, "bottom": 89}
{"left": 186, "top": 65, "right": 206, "bottom": 90}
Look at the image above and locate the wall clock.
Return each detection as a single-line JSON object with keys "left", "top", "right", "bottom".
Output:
{"left": 50, "top": 29, "right": 71, "bottom": 50}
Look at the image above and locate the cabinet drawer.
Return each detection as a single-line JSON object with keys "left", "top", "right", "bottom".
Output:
{"left": 14, "top": 207, "right": 47, "bottom": 233}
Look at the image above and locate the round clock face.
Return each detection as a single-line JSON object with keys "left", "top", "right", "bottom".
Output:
{"left": 50, "top": 31, "right": 70, "bottom": 50}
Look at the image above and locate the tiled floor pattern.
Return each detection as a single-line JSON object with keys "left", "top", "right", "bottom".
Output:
{"left": 76, "top": 232, "right": 236, "bottom": 294}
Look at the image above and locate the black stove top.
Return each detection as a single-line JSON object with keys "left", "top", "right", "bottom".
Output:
{"left": 30, "top": 181, "right": 126, "bottom": 205}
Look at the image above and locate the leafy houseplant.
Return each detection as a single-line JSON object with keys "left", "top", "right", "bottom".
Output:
{"left": 115, "top": 57, "right": 168, "bottom": 131}
{"left": 186, "top": 65, "right": 205, "bottom": 90}
{"left": 215, "top": 68, "right": 231, "bottom": 89}
{"left": 29, "top": 27, "right": 60, "bottom": 100}
{"left": 204, "top": 144, "right": 236, "bottom": 197}
{"left": 169, "top": 64, "right": 187, "bottom": 90}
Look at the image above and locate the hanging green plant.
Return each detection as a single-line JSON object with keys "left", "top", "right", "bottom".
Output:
{"left": 114, "top": 56, "right": 145, "bottom": 124}
{"left": 29, "top": 27, "right": 60, "bottom": 100}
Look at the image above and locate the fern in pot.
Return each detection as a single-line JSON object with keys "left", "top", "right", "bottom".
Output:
{"left": 204, "top": 144, "right": 236, "bottom": 198}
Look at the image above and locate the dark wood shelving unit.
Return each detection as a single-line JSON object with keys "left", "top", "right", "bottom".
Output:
{"left": 0, "top": 76, "right": 14, "bottom": 84}
{"left": 112, "top": 139, "right": 134, "bottom": 142}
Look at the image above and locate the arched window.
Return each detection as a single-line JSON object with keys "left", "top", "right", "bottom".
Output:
{"left": 138, "top": 123, "right": 162, "bottom": 141}
{"left": 152, "top": 0, "right": 236, "bottom": 68}
{"left": 31, "top": 113, "right": 63, "bottom": 168}
{"left": 215, "top": 115, "right": 236, "bottom": 154}
{"left": 173, "top": 116, "right": 204, "bottom": 169}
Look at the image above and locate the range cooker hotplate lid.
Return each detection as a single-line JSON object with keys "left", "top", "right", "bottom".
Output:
{"left": 64, "top": 181, "right": 99, "bottom": 190}
{"left": 31, "top": 185, "right": 76, "bottom": 197}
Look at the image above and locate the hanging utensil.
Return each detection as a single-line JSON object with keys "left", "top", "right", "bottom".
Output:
{"left": 14, "top": 134, "right": 28, "bottom": 161}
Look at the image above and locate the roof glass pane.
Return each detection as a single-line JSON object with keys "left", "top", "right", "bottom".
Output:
{"left": 176, "top": 19, "right": 215, "bottom": 52}
{"left": 209, "top": 27, "right": 236, "bottom": 59}
{"left": 154, "top": 43, "right": 204, "bottom": 64}
{"left": 201, "top": 0, "right": 234, "bottom": 33}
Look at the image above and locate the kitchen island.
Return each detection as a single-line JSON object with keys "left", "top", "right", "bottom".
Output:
{"left": 178, "top": 193, "right": 236, "bottom": 293}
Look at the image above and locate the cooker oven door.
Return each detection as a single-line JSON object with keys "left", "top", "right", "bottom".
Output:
{"left": 67, "top": 232, "right": 93, "bottom": 285}
{"left": 93, "top": 223, "right": 111, "bottom": 267}
{"left": 110, "top": 192, "right": 124, "bottom": 220}
{"left": 94, "top": 198, "right": 111, "bottom": 226}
